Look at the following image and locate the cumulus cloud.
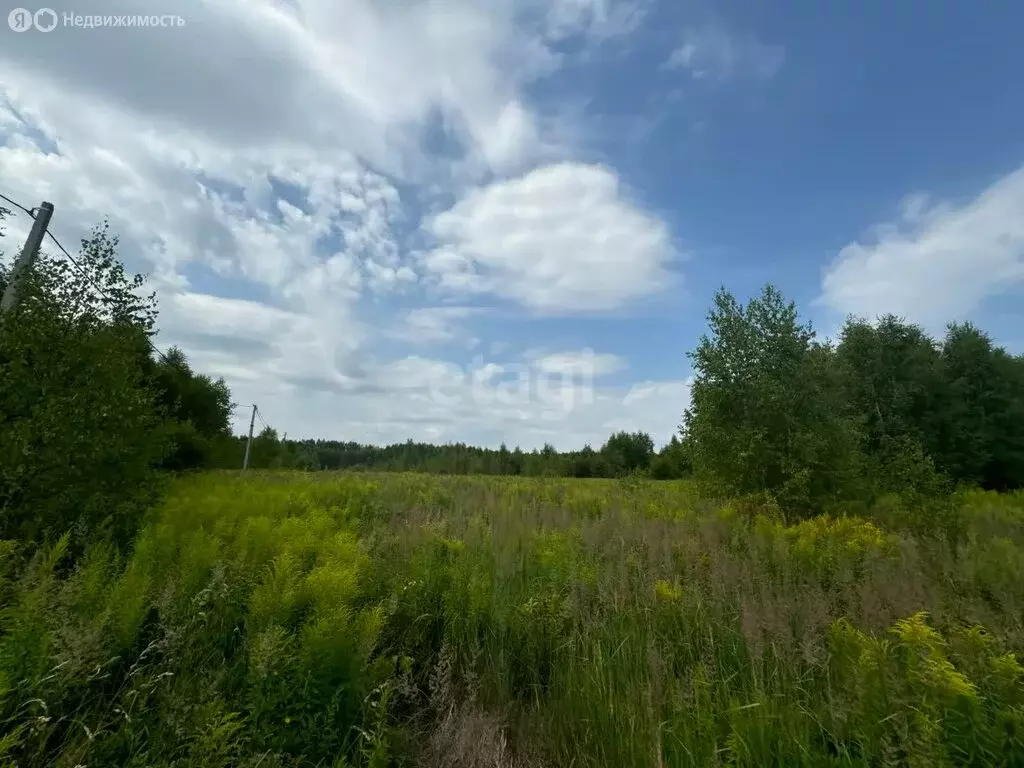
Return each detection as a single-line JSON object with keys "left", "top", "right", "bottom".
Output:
{"left": 421, "top": 163, "right": 676, "bottom": 312}
{"left": 0, "top": 0, "right": 688, "bottom": 448}
{"left": 666, "top": 23, "right": 784, "bottom": 83}
{"left": 819, "top": 166, "right": 1024, "bottom": 329}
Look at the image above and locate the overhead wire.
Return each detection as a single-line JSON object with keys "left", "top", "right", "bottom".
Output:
{"left": 1, "top": 187, "right": 174, "bottom": 365}
{"left": 255, "top": 405, "right": 270, "bottom": 431}
{"left": 0, "top": 191, "right": 35, "bottom": 217}
{"left": 4, "top": 189, "right": 279, "bottom": 436}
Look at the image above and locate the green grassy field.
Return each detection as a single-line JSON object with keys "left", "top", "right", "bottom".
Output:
{"left": 2, "top": 472, "right": 1023, "bottom": 767}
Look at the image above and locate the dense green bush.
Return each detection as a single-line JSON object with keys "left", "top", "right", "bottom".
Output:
{"left": 150, "top": 347, "right": 233, "bottom": 471}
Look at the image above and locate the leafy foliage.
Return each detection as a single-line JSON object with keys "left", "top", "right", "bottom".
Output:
{"left": 601, "top": 430, "right": 655, "bottom": 475}
{"left": 0, "top": 220, "right": 165, "bottom": 547}
{"left": 837, "top": 316, "right": 946, "bottom": 462}
{"left": 150, "top": 346, "right": 233, "bottom": 471}
{"left": 684, "top": 286, "right": 1024, "bottom": 518}
{"left": 0, "top": 216, "right": 235, "bottom": 546}
{"left": 937, "top": 323, "right": 1024, "bottom": 490}
{"left": 683, "top": 286, "right": 863, "bottom": 514}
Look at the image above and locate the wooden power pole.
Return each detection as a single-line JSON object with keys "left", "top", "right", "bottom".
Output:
{"left": 1, "top": 201, "right": 54, "bottom": 313}
{"left": 243, "top": 404, "right": 257, "bottom": 470}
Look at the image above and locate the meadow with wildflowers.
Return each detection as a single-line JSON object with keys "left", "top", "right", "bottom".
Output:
{"left": 2, "top": 471, "right": 1022, "bottom": 767}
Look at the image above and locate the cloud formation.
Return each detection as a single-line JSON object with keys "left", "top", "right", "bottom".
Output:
{"left": 422, "top": 163, "right": 676, "bottom": 312}
{"left": 819, "top": 166, "right": 1024, "bottom": 329}
{"left": 0, "top": 0, "right": 690, "bottom": 449}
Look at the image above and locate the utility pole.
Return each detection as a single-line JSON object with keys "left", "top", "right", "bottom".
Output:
{"left": 1, "top": 201, "right": 55, "bottom": 313}
{"left": 243, "top": 404, "right": 257, "bottom": 470}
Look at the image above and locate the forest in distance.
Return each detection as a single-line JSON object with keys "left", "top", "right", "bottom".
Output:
{"left": 2, "top": 213, "right": 1024, "bottom": 766}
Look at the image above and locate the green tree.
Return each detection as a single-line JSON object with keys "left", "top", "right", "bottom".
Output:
{"left": 937, "top": 323, "right": 1024, "bottom": 490}
{"left": 651, "top": 435, "right": 691, "bottom": 480}
{"left": 568, "top": 444, "right": 598, "bottom": 478}
{"left": 601, "top": 431, "right": 654, "bottom": 476}
{"left": 0, "top": 219, "right": 165, "bottom": 547}
{"left": 835, "top": 315, "right": 950, "bottom": 496}
{"left": 150, "top": 347, "right": 233, "bottom": 470}
{"left": 683, "top": 285, "right": 862, "bottom": 515}
{"left": 291, "top": 440, "right": 321, "bottom": 471}
{"left": 249, "top": 426, "right": 284, "bottom": 468}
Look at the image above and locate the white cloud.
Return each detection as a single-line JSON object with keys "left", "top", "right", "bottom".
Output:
{"left": 422, "top": 162, "right": 676, "bottom": 312}
{"left": 819, "top": 166, "right": 1024, "bottom": 329}
{"left": 666, "top": 24, "right": 784, "bottom": 83}
{"left": 159, "top": 291, "right": 366, "bottom": 395}
{"left": 0, "top": 0, "right": 601, "bottom": 179}
{"left": 168, "top": 325, "right": 688, "bottom": 450}
{"left": 531, "top": 350, "right": 627, "bottom": 376}
{"left": 391, "top": 306, "right": 488, "bottom": 344}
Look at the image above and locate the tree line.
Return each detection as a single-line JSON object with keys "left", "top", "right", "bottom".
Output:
{"left": 682, "top": 285, "right": 1024, "bottom": 518}
{"left": 224, "top": 429, "right": 688, "bottom": 479}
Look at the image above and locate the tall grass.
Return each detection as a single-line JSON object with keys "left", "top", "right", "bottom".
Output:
{"left": 1, "top": 473, "right": 1022, "bottom": 766}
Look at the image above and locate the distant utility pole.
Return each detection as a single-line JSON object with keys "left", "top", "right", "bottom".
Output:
{"left": 1, "top": 201, "right": 55, "bottom": 313}
{"left": 243, "top": 404, "right": 257, "bottom": 470}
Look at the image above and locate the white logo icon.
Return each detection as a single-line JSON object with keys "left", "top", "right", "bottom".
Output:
{"left": 8, "top": 7, "right": 33, "bottom": 31}
{"left": 33, "top": 7, "right": 57, "bottom": 31}
{"left": 7, "top": 7, "right": 58, "bottom": 31}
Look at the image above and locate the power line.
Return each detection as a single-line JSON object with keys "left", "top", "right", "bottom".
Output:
{"left": 2, "top": 188, "right": 175, "bottom": 365}
{"left": 255, "top": 405, "right": 269, "bottom": 431}
{"left": 45, "top": 229, "right": 109, "bottom": 296}
{"left": 0, "top": 191, "right": 35, "bottom": 217}
{"left": 2, "top": 192, "right": 266, "bottom": 440}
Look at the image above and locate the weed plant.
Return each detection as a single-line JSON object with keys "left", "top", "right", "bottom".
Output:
{"left": 1, "top": 473, "right": 1022, "bottom": 766}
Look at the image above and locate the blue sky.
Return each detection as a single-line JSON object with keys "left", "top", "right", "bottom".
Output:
{"left": 1, "top": 0, "right": 1022, "bottom": 449}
